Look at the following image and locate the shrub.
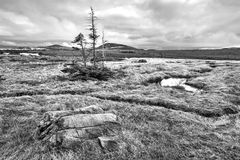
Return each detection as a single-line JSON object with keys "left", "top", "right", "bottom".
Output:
{"left": 61, "top": 64, "right": 125, "bottom": 81}
{"left": 132, "top": 59, "right": 147, "bottom": 63}
{"left": 143, "top": 76, "right": 164, "bottom": 84}
{"left": 192, "top": 67, "right": 212, "bottom": 73}
{"left": 138, "top": 59, "right": 147, "bottom": 63}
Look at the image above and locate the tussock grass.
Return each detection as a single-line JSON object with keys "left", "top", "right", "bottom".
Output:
{"left": 165, "top": 71, "right": 198, "bottom": 79}
{"left": 17, "top": 80, "right": 45, "bottom": 86}
{"left": 142, "top": 75, "right": 170, "bottom": 85}
{"left": 191, "top": 67, "right": 212, "bottom": 73}
{"left": 185, "top": 80, "right": 208, "bottom": 90}
{"left": 1, "top": 58, "right": 240, "bottom": 159}
{"left": 89, "top": 92, "right": 223, "bottom": 117}
{"left": 2, "top": 94, "right": 240, "bottom": 159}
{"left": 0, "top": 88, "right": 97, "bottom": 98}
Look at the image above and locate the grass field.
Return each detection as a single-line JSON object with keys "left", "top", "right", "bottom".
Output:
{"left": 0, "top": 55, "right": 240, "bottom": 159}
{"left": 1, "top": 46, "right": 240, "bottom": 60}
{"left": 41, "top": 48, "right": 240, "bottom": 60}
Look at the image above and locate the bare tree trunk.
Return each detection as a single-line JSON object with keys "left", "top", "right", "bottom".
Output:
{"left": 90, "top": 7, "right": 97, "bottom": 67}
{"left": 102, "top": 30, "right": 105, "bottom": 67}
{"left": 81, "top": 44, "right": 87, "bottom": 67}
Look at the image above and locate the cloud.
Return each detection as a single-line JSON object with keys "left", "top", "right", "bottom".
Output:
{"left": 0, "top": 26, "right": 13, "bottom": 36}
{"left": 98, "top": 6, "right": 140, "bottom": 18}
{"left": 0, "top": 0, "right": 240, "bottom": 49}
{"left": 0, "top": 9, "right": 34, "bottom": 26}
{"left": 0, "top": 40, "right": 17, "bottom": 46}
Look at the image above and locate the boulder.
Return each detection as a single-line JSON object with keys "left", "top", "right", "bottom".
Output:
{"left": 35, "top": 106, "right": 122, "bottom": 151}
{"left": 36, "top": 112, "right": 120, "bottom": 141}
{"left": 59, "top": 113, "right": 117, "bottom": 129}
{"left": 161, "top": 78, "right": 186, "bottom": 87}
{"left": 56, "top": 122, "right": 121, "bottom": 142}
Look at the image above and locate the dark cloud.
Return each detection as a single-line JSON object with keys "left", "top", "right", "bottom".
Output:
{"left": 0, "top": 0, "right": 240, "bottom": 49}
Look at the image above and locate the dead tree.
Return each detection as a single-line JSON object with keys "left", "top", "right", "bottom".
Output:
{"left": 101, "top": 30, "right": 107, "bottom": 67}
{"left": 89, "top": 7, "right": 99, "bottom": 67}
{"left": 72, "top": 33, "right": 89, "bottom": 67}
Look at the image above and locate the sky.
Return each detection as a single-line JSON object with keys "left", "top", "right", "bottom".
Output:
{"left": 0, "top": 0, "right": 240, "bottom": 49}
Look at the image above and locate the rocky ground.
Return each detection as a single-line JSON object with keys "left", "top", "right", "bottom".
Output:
{"left": 0, "top": 55, "right": 240, "bottom": 160}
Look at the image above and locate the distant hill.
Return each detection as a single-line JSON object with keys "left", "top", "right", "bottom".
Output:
{"left": 1, "top": 42, "right": 240, "bottom": 60}
{"left": 45, "top": 44, "right": 72, "bottom": 50}
{"left": 97, "top": 43, "right": 137, "bottom": 50}
{"left": 0, "top": 45, "right": 31, "bottom": 51}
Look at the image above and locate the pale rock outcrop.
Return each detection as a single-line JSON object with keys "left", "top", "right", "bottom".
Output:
{"left": 35, "top": 105, "right": 122, "bottom": 151}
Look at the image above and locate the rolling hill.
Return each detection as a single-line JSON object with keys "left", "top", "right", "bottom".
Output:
{"left": 45, "top": 44, "right": 73, "bottom": 50}
{"left": 97, "top": 43, "right": 137, "bottom": 50}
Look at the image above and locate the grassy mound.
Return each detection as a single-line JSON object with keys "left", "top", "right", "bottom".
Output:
{"left": 61, "top": 64, "right": 125, "bottom": 81}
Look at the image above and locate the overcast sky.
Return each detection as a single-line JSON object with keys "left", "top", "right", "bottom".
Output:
{"left": 0, "top": 0, "right": 240, "bottom": 49}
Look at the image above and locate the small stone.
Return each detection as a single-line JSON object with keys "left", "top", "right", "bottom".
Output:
{"left": 75, "top": 105, "right": 104, "bottom": 114}
{"left": 98, "top": 136, "right": 120, "bottom": 151}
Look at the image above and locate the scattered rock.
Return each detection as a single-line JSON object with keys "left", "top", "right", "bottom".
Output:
{"left": 75, "top": 105, "right": 104, "bottom": 114}
{"left": 161, "top": 78, "right": 186, "bottom": 87}
{"left": 98, "top": 136, "right": 120, "bottom": 151}
{"left": 181, "top": 84, "right": 199, "bottom": 93}
{"left": 161, "top": 78, "right": 200, "bottom": 93}
{"left": 35, "top": 106, "right": 122, "bottom": 152}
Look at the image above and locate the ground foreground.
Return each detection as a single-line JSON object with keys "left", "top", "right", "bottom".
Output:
{"left": 0, "top": 55, "right": 240, "bottom": 160}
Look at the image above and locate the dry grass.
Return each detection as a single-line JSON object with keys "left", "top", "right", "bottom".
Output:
{"left": 0, "top": 56, "right": 240, "bottom": 159}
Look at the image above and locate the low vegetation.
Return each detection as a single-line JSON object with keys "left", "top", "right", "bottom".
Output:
{"left": 0, "top": 55, "right": 240, "bottom": 159}
{"left": 61, "top": 64, "right": 125, "bottom": 81}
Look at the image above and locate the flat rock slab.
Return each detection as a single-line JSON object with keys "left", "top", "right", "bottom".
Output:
{"left": 57, "top": 122, "right": 121, "bottom": 141}
{"left": 44, "top": 105, "right": 104, "bottom": 119}
{"left": 36, "top": 106, "right": 123, "bottom": 152}
{"left": 60, "top": 113, "right": 117, "bottom": 129}
{"left": 161, "top": 78, "right": 187, "bottom": 87}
